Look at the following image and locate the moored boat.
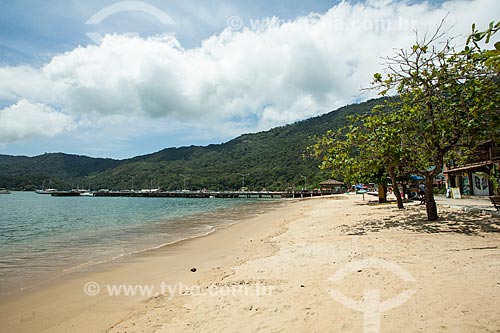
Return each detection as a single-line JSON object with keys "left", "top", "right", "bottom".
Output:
{"left": 36, "top": 180, "right": 58, "bottom": 194}
{"left": 51, "top": 191, "right": 81, "bottom": 197}
{"left": 0, "top": 189, "right": 10, "bottom": 194}
{"left": 35, "top": 188, "right": 58, "bottom": 194}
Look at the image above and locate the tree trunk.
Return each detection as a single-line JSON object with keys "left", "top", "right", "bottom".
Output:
{"left": 378, "top": 183, "right": 387, "bottom": 203}
{"left": 388, "top": 166, "right": 404, "bottom": 209}
{"left": 424, "top": 176, "right": 438, "bottom": 221}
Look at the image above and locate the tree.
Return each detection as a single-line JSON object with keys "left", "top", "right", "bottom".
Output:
{"left": 309, "top": 102, "right": 406, "bottom": 209}
{"left": 312, "top": 21, "right": 500, "bottom": 221}
{"left": 371, "top": 22, "right": 500, "bottom": 220}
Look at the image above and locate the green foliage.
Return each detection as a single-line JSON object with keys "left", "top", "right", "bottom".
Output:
{"left": 313, "top": 22, "right": 500, "bottom": 220}
{"left": 0, "top": 99, "right": 381, "bottom": 191}
{"left": 308, "top": 100, "right": 398, "bottom": 185}
{"left": 309, "top": 98, "right": 407, "bottom": 207}
{"left": 0, "top": 153, "right": 121, "bottom": 190}
{"left": 467, "top": 21, "right": 500, "bottom": 72}
{"left": 373, "top": 32, "right": 500, "bottom": 178}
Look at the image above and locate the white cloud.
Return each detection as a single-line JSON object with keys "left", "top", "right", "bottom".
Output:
{"left": 0, "top": 100, "right": 75, "bottom": 144}
{"left": 0, "top": 66, "right": 52, "bottom": 102}
{"left": 0, "top": 0, "right": 497, "bottom": 147}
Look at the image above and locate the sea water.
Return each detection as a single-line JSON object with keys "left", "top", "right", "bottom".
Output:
{"left": 0, "top": 192, "right": 277, "bottom": 295}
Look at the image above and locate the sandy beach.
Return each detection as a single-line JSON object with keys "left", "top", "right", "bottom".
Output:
{"left": 1, "top": 195, "right": 500, "bottom": 332}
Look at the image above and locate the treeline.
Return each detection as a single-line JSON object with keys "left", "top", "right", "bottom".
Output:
{"left": 0, "top": 98, "right": 382, "bottom": 191}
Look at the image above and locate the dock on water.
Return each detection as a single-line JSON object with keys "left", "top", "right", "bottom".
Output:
{"left": 51, "top": 190, "right": 324, "bottom": 199}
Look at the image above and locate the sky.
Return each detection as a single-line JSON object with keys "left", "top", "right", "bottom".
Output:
{"left": 0, "top": 0, "right": 497, "bottom": 159}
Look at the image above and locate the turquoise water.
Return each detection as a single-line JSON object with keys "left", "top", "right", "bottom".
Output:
{"left": 0, "top": 192, "right": 273, "bottom": 295}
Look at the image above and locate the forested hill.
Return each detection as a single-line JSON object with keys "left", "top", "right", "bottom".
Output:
{"left": 0, "top": 98, "right": 384, "bottom": 191}
{"left": 0, "top": 153, "right": 122, "bottom": 190}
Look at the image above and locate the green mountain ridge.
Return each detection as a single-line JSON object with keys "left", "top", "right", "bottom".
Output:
{"left": 0, "top": 98, "right": 383, "bottom": 191}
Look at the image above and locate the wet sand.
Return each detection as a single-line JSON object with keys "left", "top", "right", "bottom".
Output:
{"left": 0, "top": 199, "right": 293, "bottom": 332}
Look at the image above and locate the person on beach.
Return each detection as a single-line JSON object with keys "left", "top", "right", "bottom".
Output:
{"left": 417, "top": 183, "right": 426, "bottom": 204}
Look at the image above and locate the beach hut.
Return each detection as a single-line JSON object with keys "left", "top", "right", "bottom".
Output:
{"left": 319, "top": 179, "right": 344, "bottom": 195}
{"left": 444, "top": 141, "right": 500, "bottom": 196}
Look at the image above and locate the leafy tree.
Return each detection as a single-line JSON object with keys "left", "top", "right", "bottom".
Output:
{"left": 373, "top": 23, "right": 499, "bottom": 220}
{"left": 312, "top": 21, "right": 499, "bottom": 221}
{"left": 309, "top": 101, "right": 406, "bottom": 208}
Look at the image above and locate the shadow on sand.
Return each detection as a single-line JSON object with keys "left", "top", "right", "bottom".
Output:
{"left": 343, "top": 204, "right": 500, "bottom": 236}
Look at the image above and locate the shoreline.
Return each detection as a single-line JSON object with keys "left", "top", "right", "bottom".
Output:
{"left": 0, "top": 196, "right": 284, "bottom": 297}
{"left": 0, "top": 196, "right": 306, "bottom": 332}
{"left": 2, "top": 194, "right": 499, "bottom": 332}
{"left": 115, "top": 194, "right": 500, "bottom": 332}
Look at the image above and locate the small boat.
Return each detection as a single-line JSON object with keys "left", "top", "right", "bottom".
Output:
{"left": 35, "top": 188, "right": 58, "bottom": 194}
{"left": 79, "top": 191, "right": 94, "bottom": 197}
{"left": 36, "top": 180, "right": 58, "bottom": 194}
{"left": 0, "top": 189, "right": 10, "bottom": 194}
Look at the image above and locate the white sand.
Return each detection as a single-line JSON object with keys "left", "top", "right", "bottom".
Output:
{"left": 2, "top": 195, "right": 500, "bottom": 332}
{"left": 111, "top": 195, "right": 500, "bottom": 332}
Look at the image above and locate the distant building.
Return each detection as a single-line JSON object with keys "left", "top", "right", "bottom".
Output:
{"left": 444, "top": 141, "right": 500, "bottom": 196}
{"left": 319, "top": 179, "right": 344, "bottom": 195}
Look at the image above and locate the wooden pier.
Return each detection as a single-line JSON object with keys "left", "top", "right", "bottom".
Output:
{"left": 52, "top": 190, "right": 324, "bottom": 199}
